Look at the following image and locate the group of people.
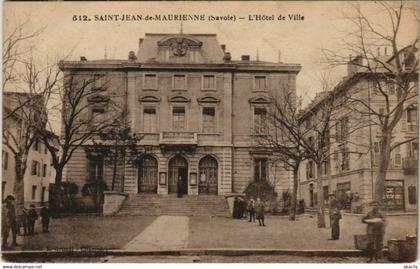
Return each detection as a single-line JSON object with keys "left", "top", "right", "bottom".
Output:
{"left": 233, "top": 197, "right": 266, "bottom": 227}
{"left": 328, "top": 196, "right": 385, "bottom": 263}
{"left": 2, "top": 195, "right": 52, "bottom": 249}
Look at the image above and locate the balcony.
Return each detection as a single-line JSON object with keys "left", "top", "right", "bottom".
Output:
{"left": 159, "top": 131, "right": 198, "bottom": 152}
{"left": 402, "top": 157, "right": 418, "bottom": 175}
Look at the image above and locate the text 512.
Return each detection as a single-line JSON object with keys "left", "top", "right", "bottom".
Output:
{"left": 73, "top": 15, "right": 91, "bottom": 21}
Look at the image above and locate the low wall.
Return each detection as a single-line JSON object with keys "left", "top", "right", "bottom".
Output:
{"left": 102, "top": 191, "right": 128, "bottom": 216}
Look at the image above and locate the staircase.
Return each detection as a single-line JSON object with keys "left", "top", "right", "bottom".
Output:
{"left": 117, "top": 194, "right": 230, "bottom": 217}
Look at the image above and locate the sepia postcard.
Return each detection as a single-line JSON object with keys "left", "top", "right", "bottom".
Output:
{"left": 1, "top": 0, "right": 419, "bottom": 266}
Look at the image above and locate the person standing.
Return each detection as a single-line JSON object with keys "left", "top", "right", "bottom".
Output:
{"left": 362, "top": 201, "right": 385, "bottom": 263}
{"left": 5, "top": 195, "right": 18, "bottom": 247}
{"left": 255, "top": 197, "right": 265, "bottom": 226}
{"left": 177, "top": 176, "right": 183, "bottom": 198}
{"left": 27, "top": 204, "right": 38, "bottom": 235}
{"left": 40, "top": 205, "right": 51, "bottom": 233}
{"left": 248, "top": 198, "right": 256, "bottom": 222}
{"left": 2, "top": 199, "right": 10, "bottom": 249}
{"left": 329, "top": 207, "right": 342, "bottom": 240}
{"left": 18, "top": 208, "right": 28, "bottom": 236}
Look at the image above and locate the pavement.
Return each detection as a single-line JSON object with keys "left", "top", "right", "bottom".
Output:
{"left": 1, "top": 213, "right": 417, "bottom": 263}
{"left": 123, "top": 216, "right": 189, "bottom": 251}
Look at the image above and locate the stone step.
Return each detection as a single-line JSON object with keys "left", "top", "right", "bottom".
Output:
{"left": 118, "top": 194, "right": 229, "bottom": 217}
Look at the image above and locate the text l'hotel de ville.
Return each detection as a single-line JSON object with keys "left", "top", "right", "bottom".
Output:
{"left": 72, "top": 14, "right": 305, "bottom": 22}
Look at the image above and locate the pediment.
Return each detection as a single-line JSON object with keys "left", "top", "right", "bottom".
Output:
{"left": 87, "top": 94, "right": 110, "bottom": 103}
{"left": 197, "top": 96, "right": 220, "bottom": 104}
{"left": 138, "top": 95, "right": 161, "bottom": 103}
{"left": 249, "top": 95, "right": 271, "bottom": 104}
{"left": 158, "top": 35, "right": 203, "bottom": 47}
{"left": 169, "top": 95, "right": 191, "bottom": 103}
{"left": 158, "top": 35, "right": 203, "bottom": 57}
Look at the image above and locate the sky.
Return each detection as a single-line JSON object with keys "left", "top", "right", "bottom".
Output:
{"left": 3, "top": 1, "right": 418, "bottom": 108}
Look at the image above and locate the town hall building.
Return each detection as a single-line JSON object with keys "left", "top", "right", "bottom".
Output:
{"left": 59, "top": 32, "right": 301, "bottom": 197}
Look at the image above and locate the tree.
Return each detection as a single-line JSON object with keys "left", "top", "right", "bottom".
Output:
{"left": 254, "top": 93, "right": 307, "bottom": 221}
{"left": 39, "top": 71, "right": 123, "bottom": 210}
{"left": 93, "top": 120, "right": 143, "bottom": 192}
{"left": 3, "top": 25, "right": 59, "bottom": 214}
{"left": 323, "top": 1, "right": 418, "bottom": 205}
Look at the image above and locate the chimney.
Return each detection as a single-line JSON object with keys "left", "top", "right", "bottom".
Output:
{"left": 223, "top": 52, "right": 231, "bottom": 62}
{"left": 80, "top": 56, "right": 87, "bottom": 61}
{"left": 128, "top": 51, "right": 137, "bottom": 62}
{"left": 220, "top": 44, "right": 226, "bottom": 52}
{"left": 241, "top": 55, "right": 250, "bottom": 61}
{"left": 138, "top": 38, "right": 144, "bottom": 47}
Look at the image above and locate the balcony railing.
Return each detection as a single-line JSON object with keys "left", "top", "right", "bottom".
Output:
{"left": 402, "top": 157, "right": 418, "bottom": 174}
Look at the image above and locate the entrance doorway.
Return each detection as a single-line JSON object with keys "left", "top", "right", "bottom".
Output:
{"left": 138, "top": 155, "right": 158, "bottom": 193}
{"left": 198, "top": 155, "right": 218, "bottom": 195}
{"left": 168, "top": 156, "right": 188, "bottom": 194}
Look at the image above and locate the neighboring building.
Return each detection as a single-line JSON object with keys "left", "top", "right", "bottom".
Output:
{"left": 59, "top": 32, "right": 301, "bottom": 197}
{"left": 2, "top": 92, "right": 56, "bottom": 207}
{"left": 298, "top": 48, "right": 418, "bottom": 212}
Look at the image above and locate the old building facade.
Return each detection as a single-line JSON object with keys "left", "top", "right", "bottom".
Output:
{"left": 298, "top": 50, "right": 418, "bottom": 212}
{"left": 2, "top": 92, "right": 56, "bottom": 206}
{"left": 60, "top": 33, "right": 301, "bottom": 197}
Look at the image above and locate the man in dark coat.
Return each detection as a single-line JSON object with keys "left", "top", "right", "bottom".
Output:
{"left": 329, "top": 207, "right": 342, "bottom": 240}
{"left": 2, "top": 199, "right": 10, "bottom": 248}
{"left": 40, "top": 205, "right": 51, "bottom": 232}
{"left": 177, "top": 176, "right": 183, "bottom": 198}
{"left": 5, "top": 195, "right": 18, "bottom": 247}
{"left": 362, "top": 201, "right": 385, "bottom": 262}
{"left": 27, "top": 204, "right": 38, "bottom": 235}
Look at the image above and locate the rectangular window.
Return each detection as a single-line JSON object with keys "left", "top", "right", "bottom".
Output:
{"left": 306, "top": 161, "right": 315, "bottom": 179}
{"left": 143, "top": 107, "right": 157, "bottom": 133}
{"left": 88, "top": 158, "right": 104, "bottom": 182}
{"left": 41, "top": 187, "right": 46, "bottom": 203}
{"left": 387, "top": 83, "right": 395, "bottom": 95}
{"left": 341, "top": 148, "right": 350, "bottom": 171}
{"left": 44, "top": 144, "right": 48, "bottom": 154}
{"left": 93, "top": 74, "right": 104, "bottom": 90}
{"left": 173, "top": 75, "right": 186, "bottom": 90}
{"left": 203, "top": 75, "right": 215, "bottom": 89}
{"left": 254, "top": 76, "right": 266, "bottom": 91}
{"left": 340, "top": 117, "right": 349, "bottom": 141}
{"left": 31, "top": 161, "right": 38, "bottom": 176}
{"left": 2, "top": 151, "right": 8, "bottom": 170}
{"left": 34, "top": 138, "right": 40, "bottom": 151}
{"left": 320, "top": 160, "right": 328, "bottom": 176}
{"left": 384, "top": 180, "right": 404, "bottom": 210}
{"left": 254, "top": 107, "right": 267, "bottom": 134}
{"left": 202, "top": 107, "right": 216, "bottom": 133}
{"left": 144, "top": 74, "right": 157, "bottom": 89}
{"left": 336, "top": 182, "right": 351, "bottom": 209}
{"left": 394, "top": 145, "right": 402, "bottom": 166}
{"left": 42, "top": 164, "right": 47, "bottom": 177}
{"left": 32, "top": 185, "right": 37, "bottom": 200}
{"left": 254, "top": 158, "right": 267, "bottom": 182}
{"left": 407, "top": 107, "right": 418, "bottom": 132}
{"left": 172, "top": 107, "right": 186, "bottom": 131}
{"left": 91, "top": 107, "right": 106, "bottom": 125}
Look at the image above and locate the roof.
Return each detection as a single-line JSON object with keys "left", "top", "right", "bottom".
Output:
{"left": 137, "top": 33, "right": 225, "bottom": 64}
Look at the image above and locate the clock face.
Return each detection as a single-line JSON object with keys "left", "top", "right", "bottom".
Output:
{"left": 170, "top": 39, "right": 189, "bottom": 56}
